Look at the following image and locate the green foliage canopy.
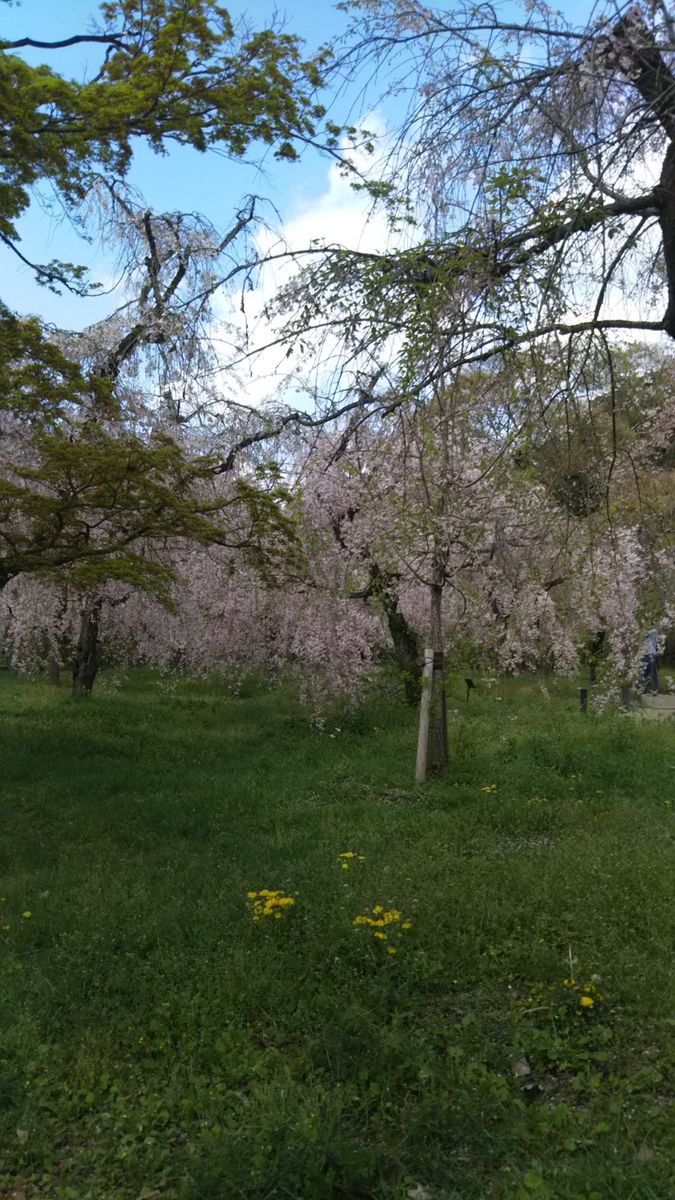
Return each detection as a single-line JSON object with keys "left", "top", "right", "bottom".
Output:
{"left": 0, "top": 0, "right": 328, "bottom": 276}
{"left": 0, "top": 0, "right": 330, "bottom": 590}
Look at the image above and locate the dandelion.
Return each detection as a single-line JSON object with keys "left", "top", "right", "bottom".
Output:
{"left": 559, "top": 975, "right": 606, "bottom": 1009}
{"left": 246, "top": 889, "right": 295, "bottom": 923}
{"left": 352, "top": 904, "right": 412, "bottom": 954}
{"left": 337, "top": 851, "right": 366, "bottom": 871}
{"left": 481, "top": 784, "right": 497, "bottom": 793}
{"left": 21, "top": 911, "right": 32, "bottom": 919}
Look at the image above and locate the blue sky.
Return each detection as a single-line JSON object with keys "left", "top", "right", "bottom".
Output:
{"left": 2, "top": 0, "right": 602, "bottom": 349}
{"left": 1, "top": 0, "right": 357, "bottom": 326}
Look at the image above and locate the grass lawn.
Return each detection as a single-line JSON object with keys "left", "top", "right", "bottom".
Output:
{"left": 1, "top": 669, "right": 674, "bottom": 1199}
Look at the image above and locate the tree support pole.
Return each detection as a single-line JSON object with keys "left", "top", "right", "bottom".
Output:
{"left": 429, "top": 649, "right": 449, "bottom": 776}
{"left": 415, "top": 649, "right": 434, "bottom": 783}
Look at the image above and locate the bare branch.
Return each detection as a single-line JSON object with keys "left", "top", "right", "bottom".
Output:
{"left": 0, "top": 33, "right": 128, "bottom": 51}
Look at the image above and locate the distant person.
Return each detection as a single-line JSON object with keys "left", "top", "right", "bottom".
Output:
{"left": 640, "top": 628, "right": 659, "bottom": 695}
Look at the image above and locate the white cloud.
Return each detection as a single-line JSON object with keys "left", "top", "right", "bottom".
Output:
{"left": 211, "top": 116, "right": 409, "bottom": 410}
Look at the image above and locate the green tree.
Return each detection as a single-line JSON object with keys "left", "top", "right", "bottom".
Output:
{"left": 0, "top": 0, "right": 328, "bottom": 289}
{"left": 0, "top": 0, "right": 330, "bottom": 592}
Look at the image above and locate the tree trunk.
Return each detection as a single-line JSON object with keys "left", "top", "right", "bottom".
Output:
{"left": 72, "top": 599, "right": 102, "bottom": 698}
{"left": 426, "top": 383, "right": 450, "bottom": 776}
{"left": 350, "top": 562, "right": 422, "bottom": 704}
{"left": 380, "top": 588, "right": 422, "bottom": 704}
{"left": 611, "top": 14, "right": 675, "bottom": 338}
{"left": 652, "top": 147, "right": 675, "bottom": 334}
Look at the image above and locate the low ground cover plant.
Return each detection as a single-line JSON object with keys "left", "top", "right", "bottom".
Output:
{"left": 1, "top": 669, "right": 674, "bottom": 1198}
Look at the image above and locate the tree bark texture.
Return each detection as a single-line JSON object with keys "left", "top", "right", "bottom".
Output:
{"left": 379, "top": 586, "right": 422, "bottom": 704}
{"left": 659, "top": 141, "right": 675, "bottom": 338}
{"left": 348, "top": 559, "right": 422, "bottom": 704}
{"left": 72, "top": 598, "right": 102, "bottom": 698}
{"left": 611, "top": 13, "right": 675, "bottom": 337}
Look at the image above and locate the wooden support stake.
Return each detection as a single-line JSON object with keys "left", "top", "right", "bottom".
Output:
{"left": 621, "top": 685, "right": 631, "bottom": 709}
{"left": 415, "top": 648, "right": 434, "bottom": 784}
{"left": 579, "top": 687, "right": 588, "bottom": 713}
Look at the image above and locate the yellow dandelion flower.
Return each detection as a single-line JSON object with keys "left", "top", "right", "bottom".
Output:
{"left": 373, "top": 931, "right": 387, "bottom": 941}
{"left": 247, "top": 887, "right": 294, "bottom": 921}
{"left": 21, "top": 911, "right": 31, "bottom": 919}
{"left": 579, "top": 995, "right": 594, "bottom": 1008}
{"left": 402, "top": 920, "right": 412, "bottom": 930}
{"left": 341, "top": 862, "right": 349, "bottom": 870}
{"left": 373, "top": 905, "right": 384, "bottom": 915}
{"left": 387, "top": 946, "right": 397, "bottom": 955}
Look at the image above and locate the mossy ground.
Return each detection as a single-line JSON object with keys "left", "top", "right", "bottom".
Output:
{"left": 1, "top": 669, "right": 674, "bottom": 1199}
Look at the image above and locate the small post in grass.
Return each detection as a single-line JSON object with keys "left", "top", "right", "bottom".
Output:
{"left": 465, "top": 677, "right": 475, "bottom": 702}
{"left": 621, "top": 684, "right": 631, "bottom": 709}
{"left": 579, "top": 687, "right": 588, "bottom": 713}
{"left": 415, "top": 648, "right": 434, "bottom": 784}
